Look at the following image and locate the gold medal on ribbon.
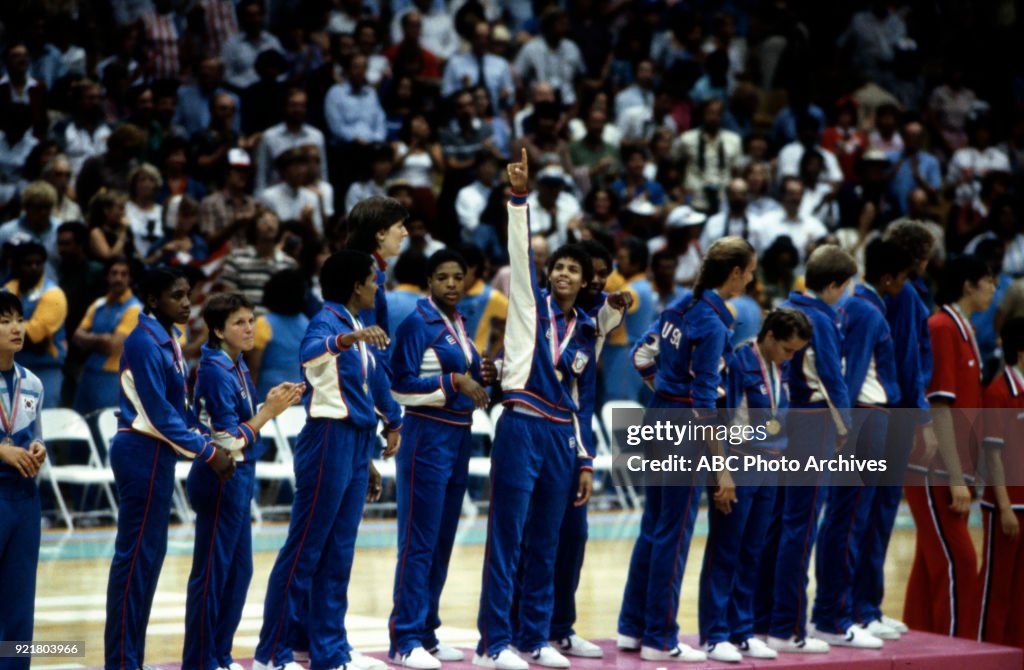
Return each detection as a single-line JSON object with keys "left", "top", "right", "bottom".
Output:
{"left": 362, "top": 382, "right": 369, "bottom": 394}
{"left": 765, "top": 418, "right": 782, "bottom": 435}
{"left": 555, "top": 370, "right": 564, "bottom": 382}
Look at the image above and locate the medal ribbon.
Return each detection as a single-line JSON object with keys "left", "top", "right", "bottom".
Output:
{"left": 429, "top": 297, "right": 474, "bottom": 367}
{"left": 0, "top": 372, "right": 21, "bottom": 437}
{"left": 546, "top": 295, "right": 577, "bottom": 378}
{"left": 752, "top": 341, "right": 780, "bottom": 417}
{"left": 232, "top": 355, "right": 255, "bottom": 417}
{"left": 169, "top": 330, "right": 189, "bottom": 409}
{"left": 340, "top": 306, "right": 369, "bottom": 386}
{"left": 951, "top": 304, "right": 983, "bottom": 382}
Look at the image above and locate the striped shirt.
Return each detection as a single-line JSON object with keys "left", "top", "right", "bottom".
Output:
{"left": 202, "top": 0, "right": 239, "bottom": 57}
{"left": 142, "top": 11, "right": 181, "bottom": 80}
{"left": 218, "top": 247, "right": 298, "bottom": 315}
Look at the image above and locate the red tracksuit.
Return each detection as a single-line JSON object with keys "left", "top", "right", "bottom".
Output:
{"left": 903, "top": 305, "right": 981, "bottom": 638}
{"left": 977, "top": 365, "right": 1024, "bottom": 648}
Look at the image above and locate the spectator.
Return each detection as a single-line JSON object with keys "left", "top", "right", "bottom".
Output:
{"left": 654, "top": 205, "right": 705, "bottom": 286}
{"left": 259, "top": 148, "right": 323, "bottom": 235}
{"left": 220, "top": 0, "right": 285, "bottom": 91}
{"left": 385, "top": 250, "right": 427, "bottom": 341}
{"left": 837, "top": 0, "right": 907, "bottom": 82}
{"left": 690, "top": 49, "right": 734, "bottom": 104}
{"left": 473, "top": 84, "right": 512, "bottom": 159}
{"left": 324, "top": 53, "right": 387, "bottom": 192}
{"left": 191, "top": 92, "right": 254, "bottom": 186}
{"left": 442, "top": 21, "right": 515, "bottom": 112}
{"left": 777, "top": 112, "right": 844, "bottom": 186}
{"left": 514, "top": 101, "right": 572, "bottom": 175}
{"left": 124, "top": 163, "right": 164, "bottom": 258}
{"left": 55, "top": 221, "right": 105, "bottom": 341}
{"left": 87, "top": 190, "right": 134, "bottom": 262}
{"left": 965, "top": 198, "right": 1024, "bottom": 278}
{"left": 344, "top": 144, "right": 394, "bottom": 216}
{"left": 145, "top": 195, "right": 209, "bottom": 265}
{"left": 75, "top": 123, "right": 145, "bottom": 209}
{"left": 927, "top": 65, "right": 976, "bottom": 153}
{"left": 651, "top": 248, "right": 689, "bottom": 311}
{"left": 603, "top": 236, "right": 653, "bottom": 402}
{"left": 0, "top": 106, "right": 38, "bottom": 216}
{"left": 41, "top": 155, "right": 82, "bottom": 224}
{"left": 455, "top": 152, "right": 501, "bottom": 244}
{"left": 173, "top": 57, "right": 239, "bottom": 138}
{"left": 0, "top": 44, "right": 48, "bottom": 140}
{"left": 355, "top": 20, "right": 392, "bottom": 87}
{"left": 946, "top": 115, "right": 1011, "bottom": 207}
{"left": 514, "top": 7, "right": 585, "bottom": 107}
{"left": 491, "top": 233, "right": 548, "bottom": 295}
{"left": 528, "top": 166, "right": 583, "bottom": 249}
{"left": 568, "top": 90, "right": 623, "bottom": 146}
{"left": 581, "top": 186, "right": 621, "bottom": 237}
{"left": 256, "top": 89, "right": 328, "bottom": 192}
{"left": 390, "top": 0, "right": 458, "bottom": 61}
{"left": 759, "top": 177, "right": 828, "bottom": 261}
{"left": 199, "top": 147, "right": 258, "bottom": 250}
{"left": 457, "top": 243, "right": 507, "bottom": 359}
{"left": 250, "top": 269, "right": 310, "bottom": 399}
{"left": 329, "top": 0, "right": 375, "bottom": 35}
{"left": 72, "top": 255, "right": 141, "bottom": 414}
{"left": 837, "top": 149, "right": 896, "bottom": 241}
{"left": 5, "top": 241, "right": 67, "bottom": 407}
{"left": 615, "top": 60, "right": 656, "bottom": 125}
{"left": 218, "top": 209, "right": 299, "bottom": 312}
{"left": 513, "top": 80, "right": 557, "bottom": 139}
{"left": 948, "top": 171, "right": 1012, "bottom": 254}
{"left": 770, "top": 90, "right": 828, "bottom": 149}
{"left": 200, "top": 0, "right": 240, "bottom": 57}
{"left": 759, "top": 235, "right": 802, "bottom": 309}
{"left": 240, "top": 49, "right": 291, "bottom": 135}
{"left": 569, "top": 107, "right": 620, "bottom": 191}
{"left": 49, "top": 15, "right": 88, "bottom": 82}
{"left": 700, "top": 178, "right": 758, "bottom": 251}
{"left": 438, "top": 90, "right": 498, "bottom": 243}
{"left": 0, "top": 181, "right": 61, "bottom": 277}
{"left": 611, "top": 145, "right": 667, "bottom": 213}
{"left": 141, "top": 0, "right": 184, "bottom": 81}
{"left": 618, "top": 87, "right": 679, "bottom": 143}
{"left": 821, "top": 97, "right": 867, "bottom": 182}
{"left": 675, "top": 99, "right": 742, "bottom": 213}
{"left": 124, "top": 84, "right": 167, "bottom": 163}
{"left": 888, "top": 120, "right": 941, "bottom": 215}
{"left": 867, "top": 103, "right": 904, "bottom": 154}
{"left": 95, "top": 24, "right": 143, "bottom": 87}
{"left": 157, "top": 136, "right": 209, "bottom": 204}
{"left": 384, "top": 12, "right": 442, "bottom": 83}
{"left": 53, "top": 79, "right": 111, "bottom": 179}
{"left": 743, "top": 162, "right": 783, "bottom": 218}
{"left": 300, "top": 145, "right": 336, "bottom": 232}
{"left": 798, "top": 150, "right": 840, "bottom": 230}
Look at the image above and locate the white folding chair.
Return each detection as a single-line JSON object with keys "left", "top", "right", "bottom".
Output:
{"left": 41, "top": 407, "right": 118, "bottom": 530}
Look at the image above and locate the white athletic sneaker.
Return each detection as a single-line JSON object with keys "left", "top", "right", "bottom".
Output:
{"left": 552, "top": 635, "right": 603, "bottom": 658}
{"left": 861, "top": 620, "right": 900, "bottom": 640}
{"left": 252, "top": 660, "right": 279, "bottom": 670}
{"left": 810, "top": 625, "right": 883, "bottom": 649}
{"left": 766, "top": 635, "right": 831, "bottom": 653}
{"left": 347, "top": 652, "right": 386, "bottom": 670}
{"left": 640, "top": 643, "right": 707, "bottom": 662}
{"left": 616, "top": 634, "right": 641, "bottom": 651}
{"left": 388, "top": 647, "right": 441, "bottom": 670}
{"left": 517, "top": 645, "right": 570, "bottom": 668}
{"left": 705, "top": 641, "right": 742, "bottom": 663}
{"left": 881, "top": 615, "right": 909, "bottom": 633}
{"left": 283, "top": 663, "right": 305, "bottom": 670}
{"left": 428, "top": 644, "right": 465, "bottom": 662}
{"left": 736, "top": 637, "right": 777, "bottom": 659}
{"left": 472, "top": 649, "right": 530, "bottom": 670}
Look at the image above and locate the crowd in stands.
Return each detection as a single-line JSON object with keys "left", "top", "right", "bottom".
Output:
{"left": 0, "top": 0, "right": 1022, "bottom": 414}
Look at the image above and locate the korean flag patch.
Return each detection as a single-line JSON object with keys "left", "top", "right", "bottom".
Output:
{"left": 571, "top": 351, "right": 590, "bottom": 375}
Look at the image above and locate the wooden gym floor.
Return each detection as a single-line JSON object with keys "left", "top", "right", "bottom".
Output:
{"left": 31, "top": 506, "right": 963, "bottom": 668}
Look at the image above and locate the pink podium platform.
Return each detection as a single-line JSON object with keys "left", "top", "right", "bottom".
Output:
{"left": 359, "top": 633, "right": 1022, "bottom": 670}
{"left": 108, "top": 632, "right": 1022, "bottom": 670}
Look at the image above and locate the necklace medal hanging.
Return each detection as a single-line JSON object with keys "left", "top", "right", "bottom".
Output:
{"left": 429, "top": 297, "right": 474, "bottom": 368}
{"left": 547, "top": 296, "right": 576, "bottom": 384}
{"left": 753, "top": 341, "right": 782, "bottom": 436}
{"left": 0, "top": 371, "right": 21, "bottom": 442}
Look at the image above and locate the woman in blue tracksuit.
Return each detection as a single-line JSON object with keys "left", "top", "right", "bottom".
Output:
{"left": 253, "top": 250, "right": 403, "bottom": 670}
{"left": 617, "top": 236, "right": 756, "bottom": 664}
{"left": 698, "top": 309, "right": 812, "bottom": 663}
{"left": 105, "top": 267, "right": 236, "bottom": 670}
{"left": 182, "top": 292, "right": 305, "bottom": 670}
{"left": 0, "top": 292, "right": 48, "bottom": 670}
{"left": 388, "top": 249, "right": 498, "bottom": 669}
